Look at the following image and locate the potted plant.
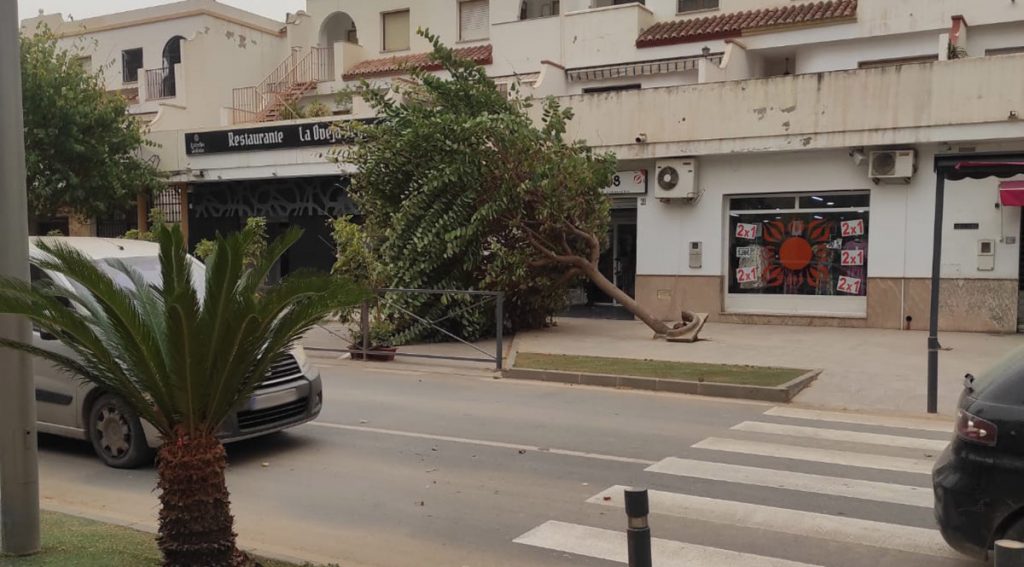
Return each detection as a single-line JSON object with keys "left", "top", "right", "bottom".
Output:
{"left": 349, "top": 316, "right": 398, "bottom": 362}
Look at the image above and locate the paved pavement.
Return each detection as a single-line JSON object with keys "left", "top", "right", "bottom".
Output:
{"left": 34, "top": 361, "right": 974, "bottom": 567}
{"left": 513, "top": 317, "right": 1024, "bottom": 416}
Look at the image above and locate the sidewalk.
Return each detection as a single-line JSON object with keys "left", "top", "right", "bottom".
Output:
{"left": 513, "top": 317, "right": 1024, "bottom": 416}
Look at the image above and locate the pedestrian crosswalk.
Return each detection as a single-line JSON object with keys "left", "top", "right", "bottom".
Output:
{"left": 514, "top": 405, "right": 959, "bottom": 567}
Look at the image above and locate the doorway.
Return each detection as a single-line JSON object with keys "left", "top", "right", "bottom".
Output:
{"left": 590, "top": 208, "right": 638, "bottom": 306}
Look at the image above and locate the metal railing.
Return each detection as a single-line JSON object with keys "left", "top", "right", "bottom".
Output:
{"left": 308, "top": 288, "right": 505, "bottom": 371}
{"left": 231, "top": 46, "right": 333, "bottom": 124}
{"left": 145, "top": 67, "right": 175, "bottom": 100}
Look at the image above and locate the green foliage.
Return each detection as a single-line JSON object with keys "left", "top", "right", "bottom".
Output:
{"left": 279, "top": 100, "right": 332, "bottom": 120}
{"left": 332, "top": 30, "right": 615, "bottom": 341}
{"left": 20, "top": 27, "right": 164, "bottom": 219}
{"left": 120, "top": 209, "right": 164, "bottom": 242}
{"left": 194, "top": 216, "right": 267, "bottom": 266}
{"left": 0, "top": 224, "right": 364, "bottom": 438}
{"left": 46, "top": 229, "right": 66, "bottom": 237}
{"left": 329, "top": 216, "right": 374, "bottom": 285}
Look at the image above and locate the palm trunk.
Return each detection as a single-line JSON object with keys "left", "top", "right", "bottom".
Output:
{"left": 581, "top": 263, "right": 670, "bottom": 335}
{"left": 156, "top": 433, "right": 249, "bottom": 567}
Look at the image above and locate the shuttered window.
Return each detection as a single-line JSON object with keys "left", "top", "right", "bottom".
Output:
{"left": 678, "top": 0, "right": 718, "bottom": 13}
{"left": 459, "top": 0, "right": 489, "bottom": 42}
{"left": 382, "top": 9, "right": 410, "bottom": 52}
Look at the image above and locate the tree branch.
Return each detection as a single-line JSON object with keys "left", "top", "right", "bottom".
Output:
{"left": 566, "top": 222, "right": 601, "bottom": 265}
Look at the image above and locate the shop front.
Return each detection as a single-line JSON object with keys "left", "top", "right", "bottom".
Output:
{"left": 180, "top": 119, "right": 359, "bottom": 278}
{"left": 725, "top": 191, "right": 870, "bottom": 317}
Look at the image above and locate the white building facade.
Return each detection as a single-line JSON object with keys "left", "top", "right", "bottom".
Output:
{"left": 23, "top": 0, "right": 1024, "bottom": 332}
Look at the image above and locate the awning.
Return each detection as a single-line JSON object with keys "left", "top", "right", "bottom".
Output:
{"left": 1000, "top": 180, "right": 1024, "bottom": 206}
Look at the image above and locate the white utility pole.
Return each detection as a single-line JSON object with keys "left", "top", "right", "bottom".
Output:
{"left": 0, "top": 0, "right": 41, "bottom": 556}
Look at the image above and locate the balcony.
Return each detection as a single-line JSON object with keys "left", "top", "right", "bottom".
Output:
{"left": 547, "top": 53, "right": 1024, "bottom": 155}
{"left": 562, "top": 3, "right": 656, "bottom": 69}
{"left": 145, "top": 67, "right": 177, "bottom": 100}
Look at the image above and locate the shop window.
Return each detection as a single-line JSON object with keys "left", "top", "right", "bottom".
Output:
{"left": 728, "top": 193, "right": 869, "bottom": 297}
{"left": 382, "top": 9, "right": 410, "bottom": 52}
{"left": 459, "top": 0, "right": 489, "bottom": 42}
{"left": 678, "top": 0, "right": 718, "bottom": 13}
{"left": 121, "top": 47, "right": 143, "bottom": 83}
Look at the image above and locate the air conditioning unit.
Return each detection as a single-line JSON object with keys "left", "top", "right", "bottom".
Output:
{"left": 654, "top": 158, "right": 699, "bottom": 201}
{"left": 869, "top": 150, "right": 916, "bottom": 183}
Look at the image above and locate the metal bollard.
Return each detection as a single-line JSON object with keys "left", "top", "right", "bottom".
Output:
{"left": 995, "top": 540, "right": 1024, "bottom": 567}
{"left": 624, "top": 488, "right": 653, "bottom": 567}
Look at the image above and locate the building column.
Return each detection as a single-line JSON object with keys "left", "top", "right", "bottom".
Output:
{"left": 136, "top": 192, "right": 149, "bottom": 233}
{"left": 178, "top": 184, "right": 190, "bottom": 244}
{"left": 67, "top": 214, "right": 96, "bottom": 237}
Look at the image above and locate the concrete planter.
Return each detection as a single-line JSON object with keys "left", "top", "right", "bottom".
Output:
{"left": 502, "top": 367, "right": 820, "bottom": 403}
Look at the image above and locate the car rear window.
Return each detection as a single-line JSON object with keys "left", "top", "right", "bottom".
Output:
{"left": 969, "top": 345, "right": 1024, "bottom": 403}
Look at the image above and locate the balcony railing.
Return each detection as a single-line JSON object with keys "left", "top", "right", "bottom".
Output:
{"left": 145, "top": 67, "right": 176, "bottom": 100}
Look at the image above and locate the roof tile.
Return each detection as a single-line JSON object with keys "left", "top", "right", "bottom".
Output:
{"left": 343, "top": 44, "right": 493, "bottom": 80}
{"left": 636, "top": 0, "right": 857, "bottom": 48}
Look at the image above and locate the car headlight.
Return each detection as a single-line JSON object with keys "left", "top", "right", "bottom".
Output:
{"left": 290, "top": 345, "right": 311, "bottom": 375}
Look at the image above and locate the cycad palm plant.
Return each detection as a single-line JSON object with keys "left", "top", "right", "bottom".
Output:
{"left": 0, "top": 225, "right": 363, "bottom": 566}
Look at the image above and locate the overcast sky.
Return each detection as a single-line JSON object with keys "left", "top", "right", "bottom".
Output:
{"left": 17, "top": 0, "right": 305, "bottom": 23}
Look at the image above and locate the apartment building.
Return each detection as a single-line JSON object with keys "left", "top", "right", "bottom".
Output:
{"left": 22, "top": 0, "right": 1024, "bottom": 332}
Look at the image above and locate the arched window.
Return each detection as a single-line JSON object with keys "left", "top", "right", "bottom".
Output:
{"left": 320, "top": 12, "right": 358, "bottom": 47}
{"left": 162, "top": 36, "right": 184, "bottom": 68}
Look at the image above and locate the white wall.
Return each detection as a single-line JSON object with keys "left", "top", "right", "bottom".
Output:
{"left": 635, "top": 146, "right": 1022, "bottom": 282}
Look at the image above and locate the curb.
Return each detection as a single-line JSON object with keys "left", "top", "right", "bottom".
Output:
{"left": 501, "top": 367, "right": 821, "bottom": 403}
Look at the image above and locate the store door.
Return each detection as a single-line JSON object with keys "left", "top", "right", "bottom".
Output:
{"left": 591, "top": 210, "right": 637, "bottom": 305}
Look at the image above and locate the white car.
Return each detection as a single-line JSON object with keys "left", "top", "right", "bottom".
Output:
{"left": 28, "top": 237, "right": 323, "bottom": 468}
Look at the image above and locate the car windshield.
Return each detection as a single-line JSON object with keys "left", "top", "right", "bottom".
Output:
{"left": 967, "top": 345, "right": 1024, "bottom": 403}
{"left": 93, "top": 255, "right": 208, "bottom": 303}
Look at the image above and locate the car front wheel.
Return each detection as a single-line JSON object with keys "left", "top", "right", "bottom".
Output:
{"left": 87, "top": 394, "right": 154, "bottom": 469}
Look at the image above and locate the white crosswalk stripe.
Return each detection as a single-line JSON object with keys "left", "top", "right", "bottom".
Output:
{"left": 763, "top": 406, "right": 953, "bottom": 433}
{"left": 514, "top": 406, "right": 958, "bottom": 565}
{"left": 692, "top": 437, "right": 935, "bottom": 473}
{"left": 731, "top": 421, "right": 950, "bottom": 451}
{"left": 515, "top": 521, "right": 824, "bottom": 567}
{"left": 646, "top": 457, "right": 933, "bottom": 507}
{"left": 589, "top": 486, "right": 958, "bottom": 558}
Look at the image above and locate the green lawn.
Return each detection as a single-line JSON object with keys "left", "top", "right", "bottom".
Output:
{"left": 0, "top": 511, "right": 330, "bottom": 567}
{"left": 514, "top": 352, "right": 807, "bottom": 387}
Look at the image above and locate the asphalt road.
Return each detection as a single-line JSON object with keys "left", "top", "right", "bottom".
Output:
{"left": 34, "top": 359, "right": 977, "bottom": 567}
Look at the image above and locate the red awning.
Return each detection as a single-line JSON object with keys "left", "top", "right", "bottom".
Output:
{"left": 1000, "top": 181, "right": 1024, "bottom": 206}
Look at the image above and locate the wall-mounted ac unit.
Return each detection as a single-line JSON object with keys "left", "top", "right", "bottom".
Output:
{"left": 869, "top": 150, "right": 916, "bottom": 184}
{"left": 654, "top": 158, "right": 699, "bottom": 201}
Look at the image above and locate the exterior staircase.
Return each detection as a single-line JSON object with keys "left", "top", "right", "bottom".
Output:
{"left": 232, "top": 46, "right": 332, "bottom": 124}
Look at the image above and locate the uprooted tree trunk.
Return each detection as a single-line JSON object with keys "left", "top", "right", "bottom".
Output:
{"left": 525, "top": 222, "right": 671, "bottom": 336}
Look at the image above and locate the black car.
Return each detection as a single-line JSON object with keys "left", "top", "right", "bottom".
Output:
{"left": 934, "top": 347, "right": 1024, "bottom": 558}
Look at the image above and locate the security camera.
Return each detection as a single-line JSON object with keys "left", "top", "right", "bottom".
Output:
{"left": 849, "top": 149, "right": 866, "bottom": 166}
{"left": 635, "top": 133, "right": 648, "bottom": 144}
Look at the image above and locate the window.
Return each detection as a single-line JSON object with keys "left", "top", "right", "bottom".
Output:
{"left": 459, "top": 0, "right": 489, "bottom": 42}
{"left": 582, "top": 83, "right": 641, "bottom": 94}
{"left": 986, "top": 46, "right": 1024, "bottom": 56}
{"left": 728, "top": 193, "right": 870, "bottom": 297}
{"left": 75, "top": 56, "right": 92, "bottom": 74}
{"left": 678, "top": 0, "right": 718, "bottom": 13}
{"left": 857, "top": 54, "right": 938, "bottom": 69}
{"left": 519, "top": 0, "right": 559, "bottom": 20}
{"left": 121, "top": 48, "right": 143, "bottom": 83}
{"left": 382, "top": 9, "right": 410, "bottom": 52}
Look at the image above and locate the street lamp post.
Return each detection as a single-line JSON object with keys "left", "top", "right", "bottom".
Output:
{"left": 0, "top": 0, "right": 41, "bottom": 556}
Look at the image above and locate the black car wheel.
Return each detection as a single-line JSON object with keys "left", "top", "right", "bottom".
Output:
{"left": 88, "top": 394, "right": 154, "bottom": 469}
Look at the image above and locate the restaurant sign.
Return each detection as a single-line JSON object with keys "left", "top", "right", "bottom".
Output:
{"left": 185, "top": 120, "right": 362, "bottom": 156}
